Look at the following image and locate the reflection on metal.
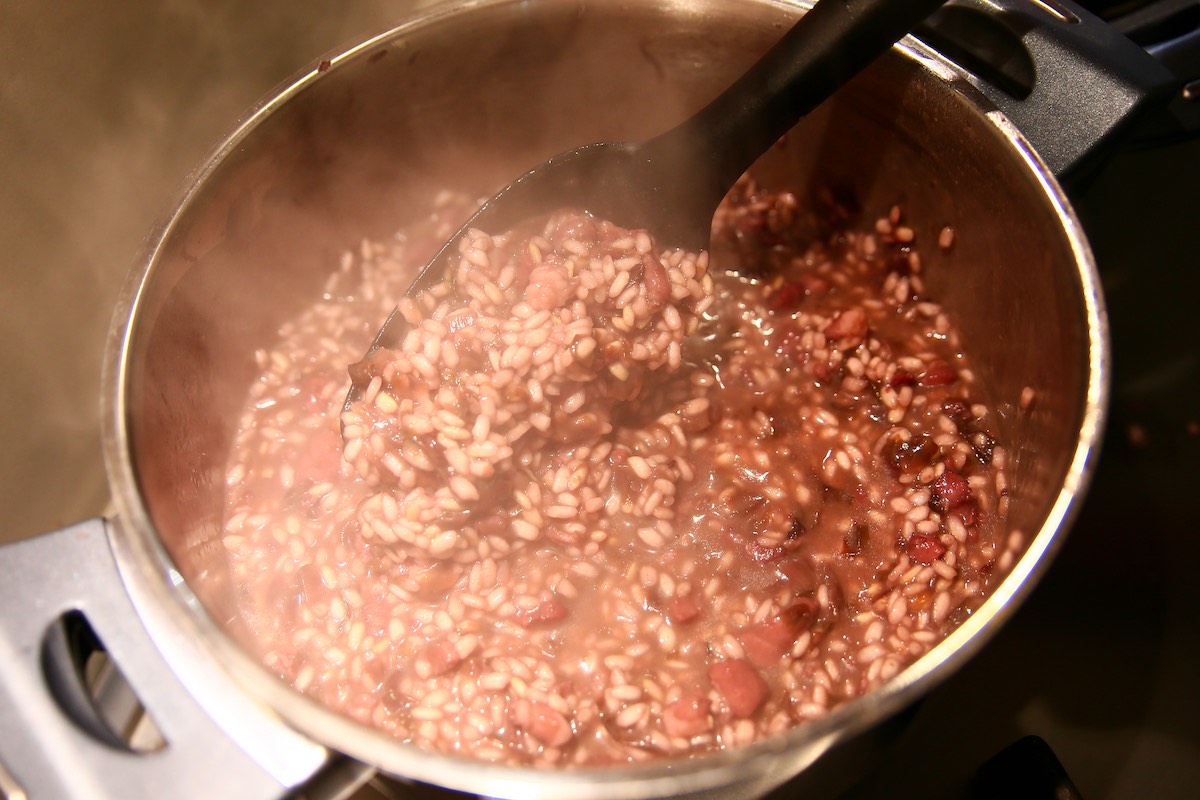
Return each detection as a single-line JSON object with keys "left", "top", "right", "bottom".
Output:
{"left": 83, "top": 644, "right": 168, "bottom": 754}
{"left": 0, "top": 756, "right": 28, "bottom": 800}
{"left": 1029, "top": 0, "right": 1080, "bottom": 25}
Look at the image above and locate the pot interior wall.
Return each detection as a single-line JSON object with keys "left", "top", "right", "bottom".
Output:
{"left": 125, "top": 0, "right": 1090, "bottom": 721}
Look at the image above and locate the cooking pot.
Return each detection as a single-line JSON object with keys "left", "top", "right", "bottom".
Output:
{"left": 1, "top": 0, "right": 1191, "bottom": 798}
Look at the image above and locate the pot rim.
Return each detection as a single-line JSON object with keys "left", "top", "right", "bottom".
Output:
{"left": 100, "top": 1, "right": 1109, "bottom": 797}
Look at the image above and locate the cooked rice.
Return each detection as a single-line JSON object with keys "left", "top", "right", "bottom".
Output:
{"left": 220, "top": 175, "right": 1022, "bottom": 766}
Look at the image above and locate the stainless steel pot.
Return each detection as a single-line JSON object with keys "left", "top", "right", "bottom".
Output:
{"left": 0, "top": 1, "right": 1186, "bottom": 798}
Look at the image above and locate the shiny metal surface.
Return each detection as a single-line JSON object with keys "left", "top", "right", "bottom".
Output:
{"left": 0, "top": 519, "right": 324, "bottom": 799}
{"left": 97, "top": 1, "right": 1105, "bottom": 797}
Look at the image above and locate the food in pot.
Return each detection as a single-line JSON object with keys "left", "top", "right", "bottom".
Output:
{"left": 222, "top": 176, "right": 1023, "bottom": 766}
{"left": 340, "top": 213, "right": 712, "bottom": 564}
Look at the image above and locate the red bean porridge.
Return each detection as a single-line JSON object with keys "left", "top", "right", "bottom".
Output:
{"left": 222, "top": 175, "right": 1023, "bottom": 767}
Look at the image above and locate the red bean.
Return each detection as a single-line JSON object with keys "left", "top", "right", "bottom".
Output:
{"left": 782, "top": 596, "right": 820, "bottom": 631}
{"left": 941, "top": 397, "right": 971, "bottom": 426}
{"left": 517, "top": 699, "right": 573, "bottom": 748}
{"left": 551, "top": 215, "right": 598, "bottom": 250}
{"left": 919, "top": 360, "right": 958, "bottom": 386}
{"left": 734, "top": 618, "right": 801, "bottom": 666}
{"left": 526, "top": 261, "right": 573, "bottom": 310}
{"left": 906, "top": 533, "right": 947, "bottom": 564}
{"left": 641, "top": 256, "right": 671, "bottom": 310}
{"left": 662, "top": 693, "right": 712, "bottom": 739}
{"left": 766, "top": 281, "right": 806, "bottom": 312}
{"left": 708, "top": 658, "right": 769, "bottom": 718}
{"left": 883, "top": 433, "right": 938, "bottom": 474}
{"left": 667, "top": 595, "right": 702, "bottom": 624}
{"left": 931, "top": 470, "right": 971, "bottom": 513}
{"left": 823, "top": 307, "right": 868, "bottom": 345}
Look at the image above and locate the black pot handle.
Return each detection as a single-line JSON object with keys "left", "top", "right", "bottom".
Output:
{"left": 912, "top": 0, "right": 1187, "bottom": 183}
{"left": 0, "top": 520, "right": 344, "bottom": 799}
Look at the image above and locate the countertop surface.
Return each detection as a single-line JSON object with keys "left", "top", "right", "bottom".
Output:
{"left": 2, "top": 2, "right": 1197, "bottom": 798}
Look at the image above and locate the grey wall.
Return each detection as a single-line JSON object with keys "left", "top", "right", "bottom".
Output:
{"left": 0, "top": 0, "right": 444, "bottom": 541}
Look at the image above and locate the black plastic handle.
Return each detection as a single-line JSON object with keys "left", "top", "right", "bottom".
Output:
{"left": 636, "top": 0, "right": 949, "bottom": 240}
{"left": 912, "top": 0, "right": 1182, "bottom": 184}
